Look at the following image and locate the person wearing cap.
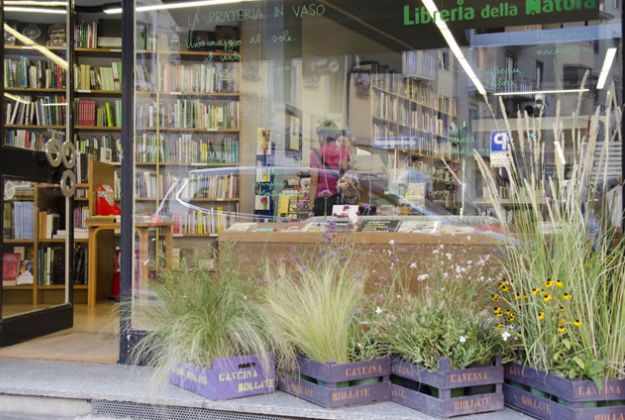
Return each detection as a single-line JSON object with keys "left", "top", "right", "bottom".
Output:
{"left": 309, "top": 121, "right": 351, "bottom": 216}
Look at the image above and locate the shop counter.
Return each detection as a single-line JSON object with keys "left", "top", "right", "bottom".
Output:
{"left": 219, "top": 216, "right": 506, "bottom": 283}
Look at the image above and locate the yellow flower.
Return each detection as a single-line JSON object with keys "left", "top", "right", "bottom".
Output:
{"left": 558, "top": 306, "right": 566, "bottom": 313}
{"left": 491, "top": 294, "right": 500, "bottom": 302}
{"left": 493, "top": 307, "right": 503, "bottom": 317}
{"left": 543, "top": 293, "right": 553, "bottom": 303}
{"left": 563, "top": 293, "right": 572, "bottom": 301}
{"left": 573, "top": 320, "right": 583, "bottom": 328}
{"left": 532, "top": 288, "right": 542, "bottom": 296}
{"left": 544, "top": 279, "right": 554, "bottom": 288}
{"left": 515, "top": 294, "right": 524, "bottom": 301}
{"left": 537, "top": 311, "right": 545, "bottom": 320}
{"left": 506, "top": 311, "right": 516, "bottom": 322}
{"left": 499, "top": 281, "right": 510, "bottom": 293}
{"left": 558, "top": 326, "right": 567, "bottom": 334}
{"left": 555, "top": 280, "right": 564, "bottom": 289}
{"left": 496, "top": 323, "right": 505, "bottom": 329}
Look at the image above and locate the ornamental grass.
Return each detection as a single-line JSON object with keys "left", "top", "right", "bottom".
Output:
{"left": 131, "top": 244, "right": 270, "bottom": 375}
{"left": 260, "top": 244, "right": 389, "bottom": 373}
{"left": 475, "top": 78, "right": 625, "bottom": 383}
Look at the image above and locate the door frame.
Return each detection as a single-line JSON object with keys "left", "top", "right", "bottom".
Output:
{"left": 0, "top": 0, "right": 76, "bottom": 347}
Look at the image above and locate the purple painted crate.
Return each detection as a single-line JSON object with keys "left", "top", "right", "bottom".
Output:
{"left": 504, "top": 363, "right": 625, "bottom": 420}
{"left": 169, "top": 354, "right": 275, "bottom": 400}
{"left": 278, "top": 357, "right": 391, "bottom": 408}
{"left": 391, "top": 357, "right": 504, "bottom": 418}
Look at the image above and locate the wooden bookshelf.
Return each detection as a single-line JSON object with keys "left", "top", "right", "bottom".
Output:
{"left": 4, "top": 87, "right": 66, "bottom": 94}
{"left": 348, "top": 69, "right": 460, "bottom": 214}
{"left": 75, "top": 126, "right": 121, "bottom": 131}
{"left": 5, "top": 125, "right": 65, "bottom": 130}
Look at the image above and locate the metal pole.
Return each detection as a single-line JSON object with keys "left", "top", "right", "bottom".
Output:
{"left": 119, "top": 0, "right": 135, "bottom": 364}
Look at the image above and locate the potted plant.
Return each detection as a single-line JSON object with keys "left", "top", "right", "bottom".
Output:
{"left": 386, "top": 250, "right": 510, "bottom": 418}
{"left": 475, "top": 95, "right": 625, "bottom": 419}
{"left": 261, "top": 247, "right": 391, "bottom": 408}
{"left": 132, "top": 247, "right": 275, "bottom": 400}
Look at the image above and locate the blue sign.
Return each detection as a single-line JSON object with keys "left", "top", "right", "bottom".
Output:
{"left": 490, "top": 131, "right": 511, "bottom": 153}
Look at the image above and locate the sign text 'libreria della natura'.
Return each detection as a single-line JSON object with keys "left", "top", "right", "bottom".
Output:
{"left": 404, "top": 0, "right": 598, "bottom": 26}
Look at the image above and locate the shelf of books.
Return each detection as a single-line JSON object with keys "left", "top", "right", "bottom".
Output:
{"left": 348, "top": 60, "right": 460, "bottom": 213}
{"left": 2, "top": 182, "right": 89, "bottom": 305}
{"left": 133, "top": 31, "right": 242, "bottom": 241}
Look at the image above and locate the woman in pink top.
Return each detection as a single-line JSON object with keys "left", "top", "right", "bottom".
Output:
{"left": 309, "top": 121, "right": 351, "bottom": 216}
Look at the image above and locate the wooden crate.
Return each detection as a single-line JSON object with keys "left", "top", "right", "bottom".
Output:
{"left": 279, "top": 357, "right": 390, "bottom": 408}
{"left": 391, "top": 357, "right": 504, "bottom": 418}
{"left": 169, "top": 354, "right": 275, "bottom": 400}
{"left": 504, "top": 363, "right": 625, "bottom": 420}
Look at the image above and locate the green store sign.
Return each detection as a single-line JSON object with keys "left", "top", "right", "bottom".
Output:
{"left": 403, "top": 0, "right": 598, "bottom": 26}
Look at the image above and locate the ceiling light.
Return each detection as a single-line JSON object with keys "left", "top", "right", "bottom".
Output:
{"left": 104, "top": 0, "right": 258, "bottom": 14}
{"left": 4, "top": 24, "right": 68, "bottom": 70}
{"left": 3, "top": 6, "right": 66, "bottom": 14}
{"left": 597, "top": 47, "right": 618, "bottom": 90}
{"left": 420, "top": 0, "right": 486, "bottom": 96}
{"left": 4, "top": 1, "right": 67, "bottom": 5}
{"left": 494, "top": 88, "right": 590, "bottom": 96}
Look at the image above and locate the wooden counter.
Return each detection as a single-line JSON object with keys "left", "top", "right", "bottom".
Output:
{"left": 219, "top": 222, "right": 506, "bottom": 286}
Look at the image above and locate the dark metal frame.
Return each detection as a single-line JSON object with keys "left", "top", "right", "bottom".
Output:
{"left": 119, "top": 0, "right": 136, "bottom": 364}
{"left": 0, "top": 0, "right": 76, "bottom": 347}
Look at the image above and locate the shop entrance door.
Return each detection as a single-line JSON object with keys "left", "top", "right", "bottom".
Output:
{"left": 0, "top": 1, "right": 75, "bottom": 346}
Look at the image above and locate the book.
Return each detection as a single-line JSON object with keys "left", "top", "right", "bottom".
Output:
{"left": 3, "top": 252, "right": 20, "bottom": 285}
{"left": 357, "top": 219, "right": 401, "bottom": 232}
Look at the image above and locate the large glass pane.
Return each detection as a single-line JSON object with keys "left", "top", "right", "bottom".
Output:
{"left": 2, "top": 2, "right": 72, "bottom": 318}
{"left": 130, "top": 1, "right": 622, "bottom": 329}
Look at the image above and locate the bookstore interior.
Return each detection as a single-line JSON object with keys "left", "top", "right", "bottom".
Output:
{"left": 0, "top": 0, "right": 622, "bottom": 362}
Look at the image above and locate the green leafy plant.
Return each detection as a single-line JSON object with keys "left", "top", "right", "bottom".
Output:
{"left": 385, "top": 248, "right": 511, "bottom": 371}
{"left": 132, "top": 246, "right": 270, "bottom": 374}
{"left": 476, "top": 87, "right": 625, "bottom": 383}
{"left": 261, "top": 245, "right": 389, "bottom": 372}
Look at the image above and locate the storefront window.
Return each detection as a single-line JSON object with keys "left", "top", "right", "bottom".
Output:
{"left": 130, "top": 1, "right": 622, "bottom": 329}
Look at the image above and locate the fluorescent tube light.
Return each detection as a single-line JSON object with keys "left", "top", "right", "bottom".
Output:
{"left": 420, "top": 0, "right": 486, "bottom": 96}
{"left": 4, "top": 24, "right": 68, "bottom": 70}
{"left": 3, "top": 6, "right": 66, "bottom": 14}
{"left": 4, "top": 1, "right": 67, "bottom": 5}
{"left": 597, "top": 47, "right": 618, "bottom": 90}
{"left": 104, "top": 0, "right": 258, "bottom": 14}
{"left": 494, "top": 88, "right": 590, "bottom": 96}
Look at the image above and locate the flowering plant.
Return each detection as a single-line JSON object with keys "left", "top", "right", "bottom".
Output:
{"left": 476, "top": 92, "right": 625, "bottom": 383}
{"left": 383, "top": 245, "right": 513, "bottom": 371}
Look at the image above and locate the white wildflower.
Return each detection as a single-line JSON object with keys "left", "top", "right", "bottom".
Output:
{"left": 410, "top": 262, "right": 417, "bottom": 269}
{"left": 417, "top": 274, "right": 429, "bottom": 282}
{"left": 433, "top": 249, "right": 440, "bottom": 255}
{"left": 375, "top": 306, "right": 383, "bottom": 315}
{"left": 389, "top": 239, "right": 396, "bottom": 246}
{"left": 502, "top": 331, "right": 511, "bottom": 342}
{"left": 459, "top": 336, "right": 467, "bottom": 344}
{"left": 446, "top": 253, "right": 453, "bottom": 260}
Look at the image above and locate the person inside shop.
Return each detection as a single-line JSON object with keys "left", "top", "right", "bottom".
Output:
{"left": 309, "top": 120, "right": 351, "bottom": 216}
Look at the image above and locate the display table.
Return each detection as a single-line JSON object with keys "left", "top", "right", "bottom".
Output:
{"left": 219, "top": 217, "right": 505, "bottom": 284}
{"left": 86, "top": 219, "right": 173, "bottom": 307}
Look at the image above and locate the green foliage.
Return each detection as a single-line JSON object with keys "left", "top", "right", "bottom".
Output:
{"left": 476, "top": 94, "right": 625, "bottom": 381}
{"left": 385, "top": 256, "right": 511, "bottom": 371}
{"left": 132, "top": 246, "right": 270, "bottom": 373}
{"left": 261, "top": 247, "right": 389, "bottom": 372}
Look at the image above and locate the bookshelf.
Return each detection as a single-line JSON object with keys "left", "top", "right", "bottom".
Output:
{"left": 2, "top": 18, "right": 243, "bottom": 307}
{"left": 2, "top": 182, "right": 89, "bottom": 306}
{"left": 348, "top": 64, "right": 461, "bottom": 213}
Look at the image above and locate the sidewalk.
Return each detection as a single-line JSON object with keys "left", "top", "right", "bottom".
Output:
{"left": 0, "top": 359, "right": 530, "bottom": 419}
